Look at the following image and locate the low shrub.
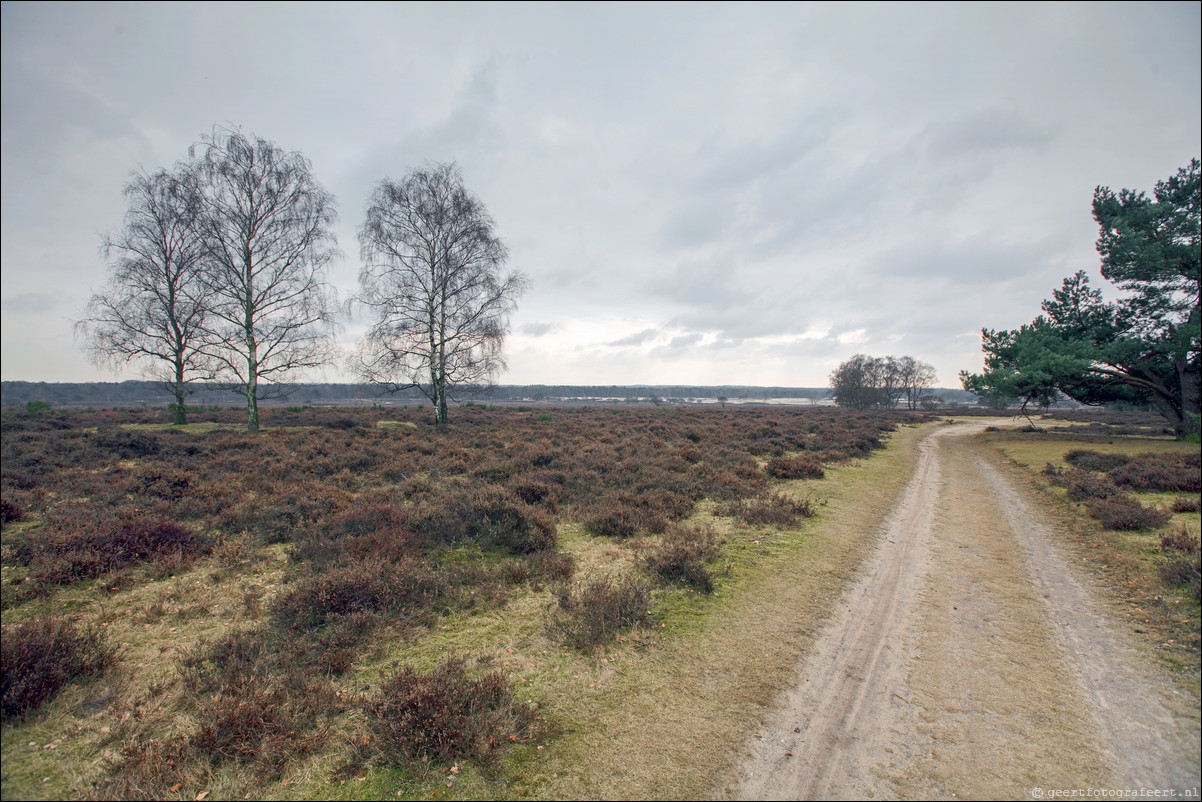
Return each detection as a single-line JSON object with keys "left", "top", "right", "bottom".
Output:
{"left": 641, "top": 524, "right": 721, "bottom": 593}
{"left": 507, "top": 476, "right": 563, "bottom": 511}
{"left": 292, "top": 504, "right": 419, "bottom": 566}
{"left": 583, "top": 496, "right": 665, "bottom": 538}
{"left": 1062, "top": 468, "right": 1121, "bottom": 502}
{"left": 187, "top": 682, "right": 334, "bottom": 773}
{"left": 1109, "top": 453, "right": 1201, "bottom": 493}
{"left": 1159, "top": 528, "right": 1201, "bottom": 596}
{"left": 1086, "top": 494, "right": 1172, "bottom": 531}
{"left": 130, "top": 464, "right": 192, "bottom": 500}
{"left": 1, "top": 496, "right": 23, "bottom": 524}
{"left": 91, "top": 426, "right": 162, "bottom": 458}
{"left": 12, "top": 509, "right": 212, "bottom": 584}
{"left": 717, "top": 492, "right": 817, "bottom": 527}
{"left": 217, "top": 494, "right": 341, "bottom": 546}
{"left": 464, "top": 486, "right": 559, "bottom": 553}
{"left": 403, "top": 484, "right": 558, "bottom": 553}
{"left": 1, "top": 616, "right": 115, "bottom": 721}
{"left": 178, "top": 627, "right": 267, "bottom": 696}
{"left": 523, "top": 549, "right": 576, "bottom": 583}
{"left": 1063, "top": 449, "right": 1131, "bottom": 473}
{"left": 547, "top": 575, "right": 651, "bottom": 649}
{"left": 581, "top": 488, "right": 694, "bottom": 538}
{"left": 106, "top": 630, "right": 341, "bottom": 798}
{"left": 1162, "top": 527, "right": 1200, "bottom": 557}
{"left": 273, "top": 556, "right": 442, "bottom": 631}
{"left": 764, "top": 455, "right": 825, "bottom": 480}
{"left": 1172, "top": 496, "right": 1201, "bottom": 513}
{"left": 363, "top": 657, "right": 542, "bottom": 765}
{"left": 93, "top": 736, "right": 198, "bottom": 801}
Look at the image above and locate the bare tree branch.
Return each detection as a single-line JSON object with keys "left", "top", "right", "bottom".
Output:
{"left": 75, "top": 166, "right": 214, "bottom": 424}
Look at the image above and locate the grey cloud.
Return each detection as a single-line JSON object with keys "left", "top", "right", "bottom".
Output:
{"left": 648, "top": 254, "right": 757, "bottom": 311}
{"left": 648, "top": 332, "right": 704, "bottom": 360}
{"left": 693, "top": 120, "right": 833, "bottom": 194}
{"left": 864, "top": 236, "right": 1056, "bottom": 284}
{"left": 921, "top": 110, "right": 1057, "bottom": 158}
{"left": 607, "top": 328, "right": 659, "bottom": 347}
{"left": 520, "top": 321, "right": 560, "bottom": 337}
{"left": 668, "top": 333, "right": 703, "bottom": 349}
{"left": 656, "top": 115, "right": 842, "bottom": 250}
{"left": 400, "top": 58, "right": 506, "bottom": 163}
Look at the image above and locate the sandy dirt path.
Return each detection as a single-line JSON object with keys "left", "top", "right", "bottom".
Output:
{"left": 732, "top": 420, "right": 1200, "bottom": 800}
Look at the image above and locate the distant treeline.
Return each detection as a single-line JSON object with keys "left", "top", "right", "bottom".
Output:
{"left": 0, "top": 381, "right": 982, "bottom": 409}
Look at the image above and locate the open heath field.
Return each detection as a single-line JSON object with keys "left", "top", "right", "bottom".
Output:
{"left": 2, "top": 405, "right": 1197, "bottom": 800}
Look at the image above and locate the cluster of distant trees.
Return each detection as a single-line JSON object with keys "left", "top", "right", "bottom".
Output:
{"left": 829, "top": 355, "right": 938, "bottom": 410}
{"left": 1, "top": 381, "right": 838, "bottom": 409}
{"left": 77, "top": 125, "right": 525, "bottom": 431}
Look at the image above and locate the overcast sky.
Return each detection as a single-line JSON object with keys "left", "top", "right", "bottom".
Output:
{"left": 2, "top": 2, "right": 1199, "bottom": 388}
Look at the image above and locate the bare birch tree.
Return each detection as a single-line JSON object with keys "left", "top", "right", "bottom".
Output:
{"left": 353, "top": 163, "right": 527, "bottom": 425}
{"left": 192, "top": 128, "right": 338, "bottom": 433}
{"left": 896, "top": 355, "right": 938, "bottom": 410}
{"left": 830, "top": 354, "right": 936, "bottom": 410}
{"left": 77, "top": 166, "right": 214, "bottom": 424}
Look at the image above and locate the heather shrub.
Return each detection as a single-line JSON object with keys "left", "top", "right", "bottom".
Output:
{"left": 273, "top": 556, "right": 442, "bottom": 631}
{"left": 1161, "top": 528, "right": 1200, "bottom": 558}
{"left": 130, "top": 463, "right": 192, "bottom": 500}
{"left": 363, "top": 657, "right": 542, "bottom": 766}
{"left": 215, "top": 481, "right": 352, "bottom": 544}
{"left": 1159, "top": 528, "right": 1201, "bottom": 595}
{"left": 93, "top": 736, "right": 198, "bottom": 801}
{"left": 12, "top": 509, "right": 212, "bottom": 584}
{"left": 1172, "top": 496, "right": 1201, "bottom": 513}
{"left": 107, "top": 629, "right": 342, "bottom": 797}
{"left": 291, "top": 503, "right": 420, "bottom": 566}
{"left": 1063, "top": 449, "right": 1131, "bottom": 473}
{"left": 507, "top": 476, "right": 563, "bottom": 511}
{"left": 1109, "top": 453, "right": 1201, "bottom": 493}
{"left": 91, "top": 426, "right": 162, "bottom": 458}
{"left": 403, "top": 484, "right": 557, "bottom": 554}
{"left": 1, "top": 496, "right": 23, "bottom": 524}
{"left": 1086, "top": 494, "right": 1172, "bottom": 531}
{"left": 1062, "top": 468, "right": 1121, "bottom": 502}
{"left": 547, "top": 575, "right": 651, "bottom": 649}
{"left": 583, "top": 486, "right": 694, "bottom": 538}
{"left": 522, "top": 549, "right": 576, "bottom": 583}
{"left": 717, "top": 492, "right": 817, "bottom": 527}
{"left": 583, "top": 496, "right": 666, "bottom": 538}
{"left": 282, "top": 612, "right": 375, "bottom": 676}
{"left": 463, "top": 485, "right": 558, "bottom": 553}
{"left": 642, "top": 524, "right": 721, "bottom": 593}
{"left": 178, "top": 627, "right": 267, "bottom": 696}
{"left": 2, "top": 616, "right": 115, "bottom": 721}
{"left": 188, "top": 682, "right": 331, "bottom": 773}
{"left": 765, "top": 455, "right": 825, "bottom": 480}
